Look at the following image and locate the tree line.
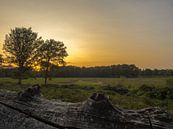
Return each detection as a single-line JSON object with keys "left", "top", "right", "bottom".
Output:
{"left": 0, "top": 64, "right": 173, "bottom": 78}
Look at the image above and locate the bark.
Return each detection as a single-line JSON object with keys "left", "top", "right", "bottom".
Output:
{"left": 0, "top": 88, "right": 172, "bottom": 129}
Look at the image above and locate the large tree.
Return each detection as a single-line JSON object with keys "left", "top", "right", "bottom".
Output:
{"left": 3, "top": 27, "right": 43, "bottom": 84}
{"left": 37, "top": 39, "right": 68, "bottom": 85}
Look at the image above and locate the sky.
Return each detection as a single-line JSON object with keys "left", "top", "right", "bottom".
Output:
{"left": 0, "top": 0, "right": 173, "bottom": 68}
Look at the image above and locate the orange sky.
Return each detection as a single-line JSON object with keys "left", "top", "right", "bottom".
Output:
{"left": 0, "top": 0, "right": 173, "bottom": 68}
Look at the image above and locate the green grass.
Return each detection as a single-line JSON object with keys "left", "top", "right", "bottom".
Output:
{"left": 0, "top": 77, "right": 173, "bottom": 115}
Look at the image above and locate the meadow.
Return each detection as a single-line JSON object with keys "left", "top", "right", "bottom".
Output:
{"left": 0, "top": 77, "right": 173, "bottom": 115}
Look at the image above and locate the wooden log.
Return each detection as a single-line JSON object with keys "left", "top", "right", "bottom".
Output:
{"left": 0, "top": 87, "right": 172, "bottom": 129}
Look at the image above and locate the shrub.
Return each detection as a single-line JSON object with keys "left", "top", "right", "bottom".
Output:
{"left": 102, "top": 84, "right": 129, "bottom": 95}
{"left": 137, "top": 84, "right": 173, "bottom": 100}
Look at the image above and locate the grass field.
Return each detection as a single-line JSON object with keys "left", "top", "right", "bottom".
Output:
{"left": 0, "top": 77, "right": 173, "bottom": 115}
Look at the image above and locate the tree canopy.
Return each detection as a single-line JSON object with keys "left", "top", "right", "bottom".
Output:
{"left": 36, "top": 39, "right": 68, "bottom": 85}
{"left": 3, "top": 27, "right": 43, "bottom": 84}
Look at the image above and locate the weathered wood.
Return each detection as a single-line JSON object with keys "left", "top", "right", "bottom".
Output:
{"left": 0, "top": 86, "right": 173, "bottom": 129}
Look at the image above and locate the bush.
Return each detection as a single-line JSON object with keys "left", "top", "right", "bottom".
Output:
{"left": 136, "top": 84, "right": 173, "bottom": 100}
{"left": 102, "top": 84, "right": 129, "bottom": 95}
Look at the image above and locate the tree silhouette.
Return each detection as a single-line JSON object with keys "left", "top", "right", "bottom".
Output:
{"left": 3, "top": 27, "right": 43, "bottom": 84}
{"left": 0, "top": 54, "right": 3, "bottom": 67}
{"left": 37, "top": 39, "right": 68, "bottom": 85}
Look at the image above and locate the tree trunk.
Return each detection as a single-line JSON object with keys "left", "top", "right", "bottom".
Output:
{"left": 18, "top": 67, "right": 22, "bottom": 85}
{"left": 44, "top": 65, "right": 49, "bottom": 86}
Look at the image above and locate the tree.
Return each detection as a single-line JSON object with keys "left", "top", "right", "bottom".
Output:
{"left": 0, "top": 54, "right": 3, "bottom": 67}
{"left": 3, "top": 27, "right": 43, "bottom": 85}
{"left": 37, "top": 39, "right": 68, "bottom": 85}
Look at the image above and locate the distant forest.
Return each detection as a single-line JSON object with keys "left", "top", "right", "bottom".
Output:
{"left": 1, "top": 64, "right": 173, "bottom": 78}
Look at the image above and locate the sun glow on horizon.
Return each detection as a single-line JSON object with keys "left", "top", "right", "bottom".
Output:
{"left": 0, "top": 0, "right": 173, "bottom": 69}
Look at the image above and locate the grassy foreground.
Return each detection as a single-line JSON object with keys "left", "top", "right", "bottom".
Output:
{"left": 0, "top": 77, "right": 173, "bottom": 115}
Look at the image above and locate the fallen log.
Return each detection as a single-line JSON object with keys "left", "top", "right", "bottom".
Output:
{"left": 0, "top": 86, "right": 172, "bottom": 129}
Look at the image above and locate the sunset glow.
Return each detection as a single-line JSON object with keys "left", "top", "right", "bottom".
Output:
{"left": 1, "top": 0, "right": 173, "bottom": 68}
